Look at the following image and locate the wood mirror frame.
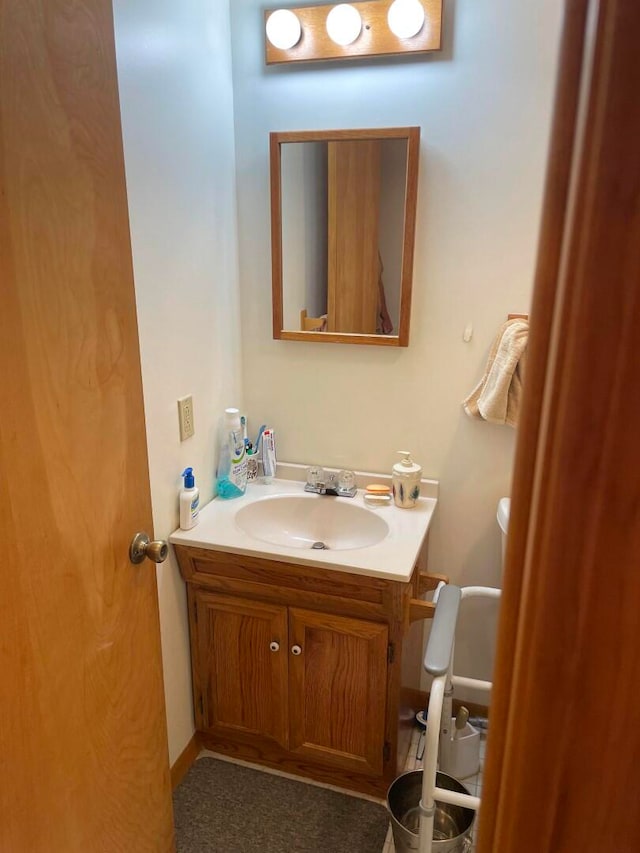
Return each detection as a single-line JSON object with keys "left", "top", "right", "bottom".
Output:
{"left": 270, "top": 127, "right": 420, "bottom": 347}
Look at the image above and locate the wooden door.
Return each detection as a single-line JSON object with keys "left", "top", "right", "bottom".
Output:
{"left": 194, "top": 592, "right": 289, "bottom": 748}
{"left": 477, "top": 1, "right": 640, "bottom": 850}
{"left": 327, "top": 140, "right": 382, "bottom": 333}
{"left": 0, "top": 1, "right": 174, "bottom": 850}
{"left": 288, "top": 608, "right": 388, "bottom": 776}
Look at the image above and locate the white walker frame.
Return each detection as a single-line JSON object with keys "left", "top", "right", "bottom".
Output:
{"left": 416, "top": 584, "right": 501, "bottom": 853}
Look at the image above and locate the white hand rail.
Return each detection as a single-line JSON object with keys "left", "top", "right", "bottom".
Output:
{"left": 418, "top": 584, "right": 501, "bottom": 853}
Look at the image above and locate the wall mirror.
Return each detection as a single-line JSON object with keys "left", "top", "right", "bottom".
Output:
{"left": 270, "top": 127, "right": 420, "bottom": 346}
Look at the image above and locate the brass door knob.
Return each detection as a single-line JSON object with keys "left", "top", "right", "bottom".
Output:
{"left": 129, "top": 532, "right": 169, "bottom": 565}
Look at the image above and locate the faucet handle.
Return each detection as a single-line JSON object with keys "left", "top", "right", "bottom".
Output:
{"left": 306, "top": 466, "right": 324, "bottom": 488}
{"left": 338, "top": 470, "right": 356, "bottom": 492}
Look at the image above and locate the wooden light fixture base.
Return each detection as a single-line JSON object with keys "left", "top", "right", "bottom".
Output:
{"left": 265, "top": 0, "right": 442, "bottom": 65}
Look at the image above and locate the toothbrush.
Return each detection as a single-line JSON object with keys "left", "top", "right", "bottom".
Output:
{"left": 240, "top": 415, "right": 248, "bottom": 444}
{"left": 254, "top": 424, "right": 266, "bottom": 454}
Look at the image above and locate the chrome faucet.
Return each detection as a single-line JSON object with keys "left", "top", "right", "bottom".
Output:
{"left": 305, "top": 467, "right": 357, "bottom": 498}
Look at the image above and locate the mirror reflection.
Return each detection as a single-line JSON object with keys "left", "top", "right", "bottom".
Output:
{"left": 282, "top": 138, "right": 407, "bottom": 335}
{"left": 271, "top": 128, "right": 420, "bottom": 347}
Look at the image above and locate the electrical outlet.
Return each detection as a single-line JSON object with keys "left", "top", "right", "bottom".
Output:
{"left": 177, "top": 395, "right": 195, "bottom": 441}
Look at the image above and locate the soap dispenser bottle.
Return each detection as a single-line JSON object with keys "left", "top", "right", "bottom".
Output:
{"left": 392, "top": 451, "right": 422, "bottom": 509}
{"left": 179, "top": 467, "right": 200, "bottom": 530}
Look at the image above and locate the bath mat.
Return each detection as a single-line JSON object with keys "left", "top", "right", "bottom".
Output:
{"left": 173, "top": 757, "right": 389, "bottom": 853}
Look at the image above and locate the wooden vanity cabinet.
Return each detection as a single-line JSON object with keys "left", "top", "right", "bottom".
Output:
{"left": 175, "top": 544, "right": 431, "bottom": 797}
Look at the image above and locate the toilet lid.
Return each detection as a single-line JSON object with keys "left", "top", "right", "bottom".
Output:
{"left": 497, "top": 497, "right": 511, "bottom": 534}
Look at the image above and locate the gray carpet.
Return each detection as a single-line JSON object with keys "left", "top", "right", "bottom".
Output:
{"left": 173, "top": 757, "right": 390, "bottom": 853}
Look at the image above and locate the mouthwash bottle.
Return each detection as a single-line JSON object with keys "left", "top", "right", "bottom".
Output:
{"left": 216, "top": 408, "right": 248, "bottom": 499}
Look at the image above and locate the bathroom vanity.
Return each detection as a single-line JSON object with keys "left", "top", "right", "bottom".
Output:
{"left": 171, "top": 467, "right": 440, "bottom": 797}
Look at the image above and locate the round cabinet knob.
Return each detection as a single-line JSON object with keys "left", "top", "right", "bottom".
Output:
{"left": 291, "top": 645, "right": 302, "bottom": 656}
{"left": 269, "top": 641, "right": 280, "bottom": 652}
{"left": 129, "top": 532, "right": 169, "bottom": 565}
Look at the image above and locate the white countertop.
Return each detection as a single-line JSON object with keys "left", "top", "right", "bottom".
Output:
{"left": 169, "top": 465, "right": 438, "bottom": 583}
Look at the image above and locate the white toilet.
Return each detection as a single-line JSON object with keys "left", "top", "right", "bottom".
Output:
{"left": 497, "top": 497, "right": 510, "bottom": 578}
{"left": 439, "top": 502, "right": 509, "bottom": 779}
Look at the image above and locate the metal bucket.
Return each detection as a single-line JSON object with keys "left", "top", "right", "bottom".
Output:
{"left": 387, "top": 770, "right": 475, "bottom": 853}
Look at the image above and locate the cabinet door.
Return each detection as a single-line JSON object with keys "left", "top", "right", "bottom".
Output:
{"left": 288, "top": 608, "right": 389, "bottom": 776}
{"left": 194, "top": 591, "right": 289, "bottom": 748}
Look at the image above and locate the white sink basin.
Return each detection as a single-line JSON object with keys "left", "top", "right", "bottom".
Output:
{"left": 235, "top": 494, "right": 389, "bottom": 551}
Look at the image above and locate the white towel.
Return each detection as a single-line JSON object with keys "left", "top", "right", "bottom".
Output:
{"left": 463, "top": 319, "right": 529, "bottom": 427}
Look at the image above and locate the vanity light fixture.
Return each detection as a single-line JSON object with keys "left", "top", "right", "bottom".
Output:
{"left": 265, "top": 9, "right": 302, "bottom": 50}
{"left": 387, "top": 0, "right": 425, "bottom": 39}
{"left": 326, "top": 4, "right": 363, "bottom": 46}
{"left": 264, "top": 0, "right": 442, "bottom": 65}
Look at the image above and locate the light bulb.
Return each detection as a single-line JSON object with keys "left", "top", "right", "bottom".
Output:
{"left": 266, "top": 9, "right": 302, "bottom": 50}
{"left": 387, "top": 0, "right": 426, "bottom": 39}
{"left": 326, "top": 4, "right": 363, "bottom": 46}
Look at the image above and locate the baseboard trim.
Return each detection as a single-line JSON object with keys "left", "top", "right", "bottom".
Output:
{"left": 171, "top": 733, "right": 201, "bottom": 790}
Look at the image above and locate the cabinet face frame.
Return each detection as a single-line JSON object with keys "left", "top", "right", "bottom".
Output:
{"left": 270, "top": 127, "right": 420, "bottom": 347}
{"left": 191, "top": 590, "right": 390, "bottom": 777}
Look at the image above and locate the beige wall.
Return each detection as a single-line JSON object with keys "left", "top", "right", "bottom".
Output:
{"left": 113, "top": 0, "right": 241, "bottom": 762}
{"left": 231, "top": 0, "right": 563, "bottom": 698}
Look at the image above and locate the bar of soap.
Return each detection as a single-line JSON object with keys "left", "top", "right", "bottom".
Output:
{"left": 366, "top": 483, "right": 391, "bottom": 494}
{"left": 364, "top": 493, "right": 392, "bottom": 506}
